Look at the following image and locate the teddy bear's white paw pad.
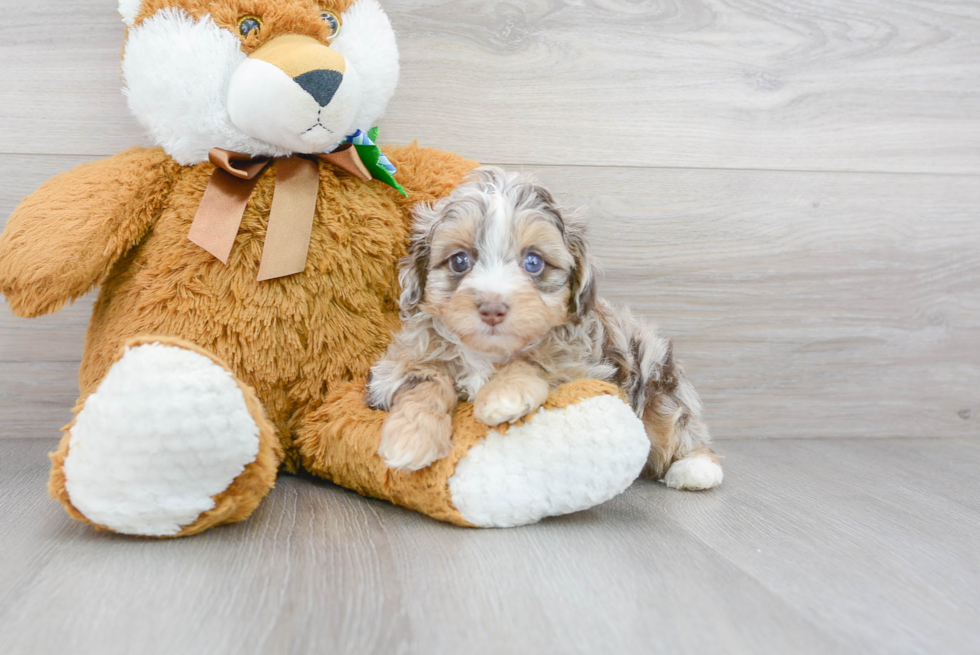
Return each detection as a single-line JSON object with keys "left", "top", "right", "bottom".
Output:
{"left": 63, "top": 343, "right": 261, "bottom": 536}
{"left": 448, "top": 394, "right": 650, "bottom": 528}
{"left": 663, "top": 455, "right": 724, "bottom": 491}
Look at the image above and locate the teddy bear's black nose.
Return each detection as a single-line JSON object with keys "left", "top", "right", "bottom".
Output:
{"left": 293, "top": 69, "right": 344, "bottom": 107}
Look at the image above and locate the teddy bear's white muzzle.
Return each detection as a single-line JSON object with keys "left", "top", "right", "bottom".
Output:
{"left": 226, "top": 36, "right": 361, "bottom": 154}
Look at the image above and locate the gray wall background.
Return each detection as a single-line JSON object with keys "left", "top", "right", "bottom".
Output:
{"left": 1, "top": 0, "right": 978, "bottom": 440}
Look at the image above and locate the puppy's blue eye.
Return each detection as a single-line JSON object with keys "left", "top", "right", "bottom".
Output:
{"left": 449, "top": 252, "right": 471, "bottom": 274}
{"left": 523, "top": 253, "right": 544, "bottom": 274}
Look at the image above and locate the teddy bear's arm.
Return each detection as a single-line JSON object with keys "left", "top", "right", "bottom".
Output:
{"left": 0, "top": 148, "right": 182, "bottom": 318}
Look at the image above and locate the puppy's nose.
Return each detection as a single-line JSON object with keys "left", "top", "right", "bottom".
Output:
{"left": 294, "top": 70, "right": 343, "bottom": 107}
{"left": 479, "top": 302, "right": 509, "bottom": 326}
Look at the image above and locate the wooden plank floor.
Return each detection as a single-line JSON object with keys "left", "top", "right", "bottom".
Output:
{"left": 1, "top": 437, "right": 978, "bottom": 655}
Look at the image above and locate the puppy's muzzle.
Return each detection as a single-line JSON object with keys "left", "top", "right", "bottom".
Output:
{"left": 249, "top": 35, "right": 346, "bottom": 108}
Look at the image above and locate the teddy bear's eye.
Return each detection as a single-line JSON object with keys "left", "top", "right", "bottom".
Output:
{"left": 238, "top": 15, "right": 262, "bottom": 38}
{"left": 320, "top": 12, "right": 341, "bottom": 39}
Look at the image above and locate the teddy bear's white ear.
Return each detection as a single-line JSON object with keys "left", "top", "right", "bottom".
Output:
{"left": 119, "top": 0, "right": 142, "bottom": 27}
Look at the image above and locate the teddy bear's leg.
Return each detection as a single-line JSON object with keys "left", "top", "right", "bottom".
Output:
{"left": 48, "top": 337, "right": 282, "bottom": 538}
{"left": 296, "top": 379, "right": 650, "bottom": 528}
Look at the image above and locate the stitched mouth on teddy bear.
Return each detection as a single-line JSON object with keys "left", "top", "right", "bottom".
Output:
{"left": 301, "top": 109, "right": 339, "bottom": 138}
{"left": 302, "top": 122, "right": 335, "bottom": 136}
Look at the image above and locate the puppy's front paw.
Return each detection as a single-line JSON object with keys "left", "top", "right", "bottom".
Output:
{"left": 474, "top": 377, "right": 550, "bottom": 427}
{"left": 378, "top": 405, "right": 453, "bottom": 472}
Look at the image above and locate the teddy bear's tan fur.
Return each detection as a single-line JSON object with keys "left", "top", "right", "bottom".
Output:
{"left": 0, "top": 0, "right": 658, "bottom": 536}
{"left": 1, "top": 143, "right": 501, "bottom": 533}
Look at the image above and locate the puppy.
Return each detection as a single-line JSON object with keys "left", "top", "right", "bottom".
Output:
{"left": 368, "top": 168, "right": 722, "bottom": 491}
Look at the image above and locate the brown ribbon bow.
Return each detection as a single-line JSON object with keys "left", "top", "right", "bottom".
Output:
{"left": 188, "top": 145, "right": 372, "bottom": 281}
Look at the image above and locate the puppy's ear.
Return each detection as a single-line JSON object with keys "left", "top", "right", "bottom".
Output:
{"left": 399, "top": 202, "right": 440, "bottom": 318}
{"left": 563, "top": 211, "right": 598, "bottom": 319}
{"left": 524, "top": 181, "right": 597, "bottom": 320}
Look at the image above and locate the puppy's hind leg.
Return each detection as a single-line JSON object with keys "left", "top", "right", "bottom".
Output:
{"left": 640, "top": 363, "right": 723, "bottom": 491}
{"left": 606, "top": 306, "right": 722, "bottom": 491}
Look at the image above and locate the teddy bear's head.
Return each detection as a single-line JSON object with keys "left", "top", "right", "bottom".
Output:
{"left": 119, "top": 0, "right": 399, "bottom": 165}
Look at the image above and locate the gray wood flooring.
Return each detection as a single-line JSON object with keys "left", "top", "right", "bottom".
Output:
{"left": 1, "top": 437, "right": 978, "bottom": 655}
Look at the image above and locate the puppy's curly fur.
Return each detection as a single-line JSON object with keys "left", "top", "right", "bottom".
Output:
{"left": 368, "top": 168, "right": 722, "bottom": 489}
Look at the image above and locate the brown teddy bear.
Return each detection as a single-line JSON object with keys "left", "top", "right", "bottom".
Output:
{"left": 0, "top": 0, "right": 657, "bottom": 537}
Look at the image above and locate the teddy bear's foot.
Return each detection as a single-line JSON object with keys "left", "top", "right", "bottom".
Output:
{"left": 298, "top": 379, "right": 650, "bottom": 529}
{"left": 49, "top": 337, "right": 281, "bottom": 538}
{"left": 448, "top": 385, "right": 651, "bottom": 528}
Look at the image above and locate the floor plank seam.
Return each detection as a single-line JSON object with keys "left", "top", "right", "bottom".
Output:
{"left": 481, "top": 162, "right": 980, "bottom": 178}
{"left": 3, "top": 152, "right": 980, "bottom": 180}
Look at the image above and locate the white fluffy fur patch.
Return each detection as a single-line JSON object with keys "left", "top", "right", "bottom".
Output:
{"left": 663, "top": 454, "right": 724, "bottom": 491}
{"left": 448, "top": 395, "right": 650, "bottom": 528}
{"left": 123, "top": 9, "right": 281, "bottom": 165}
{"left": 62, "top": 344, "right": 261, "bottom": 537}
{"left": 331, "top": 0, "right": 400, "bottom": 134}
{"left": 119, "top": 0, "right": 142, "bottom": 27}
